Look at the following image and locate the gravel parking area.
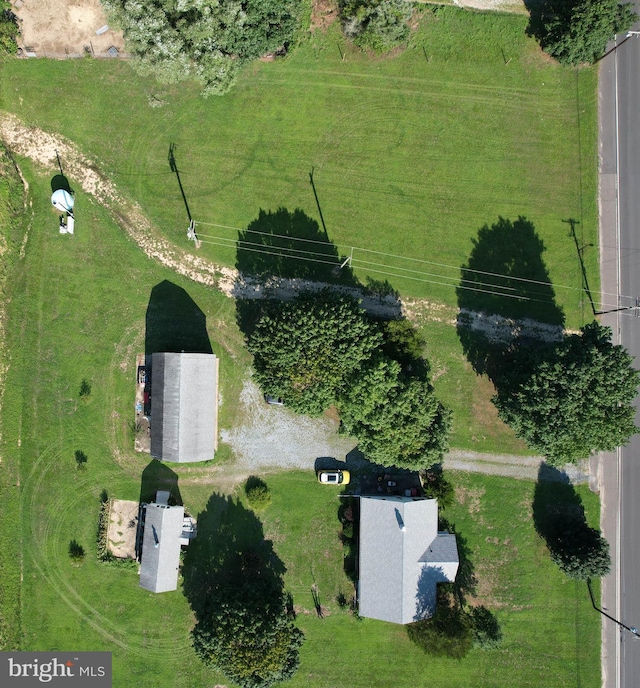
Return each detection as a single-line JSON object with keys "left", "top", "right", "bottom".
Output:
{"left": 221, "top": 378, "right": 355, "bottom": 472}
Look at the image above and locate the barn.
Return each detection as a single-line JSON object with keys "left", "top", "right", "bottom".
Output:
{"left": 150, "top": 352, "right": 218, "bottom": 463}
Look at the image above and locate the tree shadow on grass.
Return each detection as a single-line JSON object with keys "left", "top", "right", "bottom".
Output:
{"left": 182, "top": 493, "right": 287, "bottom": 620}
{"left": 337, "top": 496, "right": 359, "bottom": 585}
{"left": 456, "top": 216, "right": 564, "bottom": 377}
{"left": 522, "top": 0, "right": 572, "bottom": 53}
{"left": 235, "top": 208, "right": 358, "bottom": 285}
{"left": 144, "top": 280, "right": 212, "bottom": 360}
{"left": 533, "top": 462, "right": 611, "bottom": 580}
{"left": 532, "top": 463, "right": 589, "bottom": 551}
{"left": 51, "top": 174, "right": 72, "bottom": 194}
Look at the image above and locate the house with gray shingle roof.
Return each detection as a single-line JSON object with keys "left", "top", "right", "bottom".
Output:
{"left": 150, "top": 352, "right": 218, "bottom": 463}
{"left": 358, "top": 496, "right": 459, "bottom": 624}
{"left": 139, "top": 492, "right": 196, "bottom": 593}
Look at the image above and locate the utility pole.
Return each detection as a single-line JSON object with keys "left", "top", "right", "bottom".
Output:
{"left": 587, "top": 579, "right": 640, "bottom": 639}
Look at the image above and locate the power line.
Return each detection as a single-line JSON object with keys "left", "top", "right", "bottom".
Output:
{"left": 195, "top": 224, "right": 595, "bottom": 296}
{"left": 192, "top": 222, "right": 630, "bottom": 309}
{"left": 196, "top": 238, "right": 343, "bottom": 268}
{"left": 194, "top": 223, "right": 625, "bottom": 300}
{"left": 196, "top": 237, "right": 619, "bottom": 310}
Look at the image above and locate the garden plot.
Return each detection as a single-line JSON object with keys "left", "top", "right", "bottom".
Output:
{"left": 107, "top": 499, "right": 139, "bottom": 559}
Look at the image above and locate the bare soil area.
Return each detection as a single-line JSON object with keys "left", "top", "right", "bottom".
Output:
{"left": 10, "top": 0, "right": 125, "bottom": 57}
{"left": 450, "top": 0, "right": 527, "bottom": 12}
{"left": 107, "top": 499, "right": 139, "bottom": 559}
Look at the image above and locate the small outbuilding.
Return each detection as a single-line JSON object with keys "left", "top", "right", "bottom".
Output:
{"left": 358, "top": 496, "right": 459, "bottom": 624}
{"left": 138, "top": 492, "right": 197, "bottom": 594}
{"left": 150, "top": 352, "right": 218, "bottom": 463}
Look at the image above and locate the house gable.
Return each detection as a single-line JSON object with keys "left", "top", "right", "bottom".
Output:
{"left": 358, "top": 496, "right": 459, "bottom": 624}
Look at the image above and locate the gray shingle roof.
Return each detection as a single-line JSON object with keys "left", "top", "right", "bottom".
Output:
{"left": 150, "top": 352, "right": 217, "bottom": 463}
{"left": 358, "top": 496, "right": 459, "bottom": 624}
{"left": 139, "top": 503, "right": 185, "bottom": 593}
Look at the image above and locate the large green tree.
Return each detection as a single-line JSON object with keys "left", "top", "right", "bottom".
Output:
{"left": 529, "top": 0, "right": 636, "bottom": 65}
{"left": 550, "top": 520, "right": 611, "bottom": 580}
{"left": 493, "top": 321, "right": 639, "bottom": 465}
{"left": 100, "top": 0, "right": 304, "bottom": 95}
{"left": 247, "top": 291, "right": 383, "bottom": 415}
{"left": 193, "top": 578, "right": 303, "bottom": 688}
{"left": 340, "top": 0, "right": 412, "bottom": 53}
{"left": 339, "top": 356, "right": 452, "bottom": 469}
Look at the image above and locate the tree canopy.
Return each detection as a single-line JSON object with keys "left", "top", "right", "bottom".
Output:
{"left": 186, "top": 496, "right": 303, "bottom": 688}
{"left": 247, "top": 291, "right": 383, "bottom": 416}
{"left": 193, "top": 576, "right": 303, "bottom": 688}
{"left": 0, "top": 2, "right": 19, "bottom": 55}
{"left": 339, "top": 357, "right": 452, "bottom": 469}
{"left": 493, "top": 321, "right": 639, "bottom": 464}
{"left": 407, "top": 594, "right": 474, "bottom": 659}
{"left": 528, "top": 0, "right": 636, "bottom": 65}
{"left": 246, "top": 292, "right": 451, "bottom": 470}
{"left": 100, "top": 0, "right": 304, "bottom": 95}
{"left": 550, "top": 520, "right": 611, "bottom": 580}
{"left": 340, "top": 0, "right": 412, "bottom": 53}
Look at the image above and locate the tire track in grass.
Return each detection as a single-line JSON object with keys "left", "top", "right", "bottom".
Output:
{"left": 22, "top": 440, "right": 194, "bottom": 657}
{"left": 0, "top": 112, "right": 576, "bottom": 340}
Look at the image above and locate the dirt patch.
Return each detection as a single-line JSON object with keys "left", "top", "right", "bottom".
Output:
{"left": 10, "top": 0, "right": 125, "bottom": 57}
{"left": 311, "top": 0, "right": 339, "bottom": 32}
{"left": 133, "top": 353, "right": 150, "bottom": 453}
{"left": 453, "top": 0, "right": 527, "bottom": 12}
{"left": 107, "top": 499, "right": 139, "bottom": 559}
{"left": 454, "top": 485, "right": 485, "bottom": 513}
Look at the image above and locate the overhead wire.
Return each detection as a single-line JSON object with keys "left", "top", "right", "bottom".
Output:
{"left": 192, "top": 222, "right": 630, "bottom": 313}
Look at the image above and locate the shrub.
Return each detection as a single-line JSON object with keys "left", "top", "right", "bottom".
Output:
{"left": 68, "top": 540, "right": 85, "bottom": 563}
{"left": 96, "top": 498, "right": 111, "bottom": 561}
{"left": 0, "top": 3, "right": 19, "bottom": 56}
{"left": 79, "top": 378, "right": 91, "bottom": 399}
{"left": 340, "top": 0, "right": 412, "bottom": 53}
{"left": 422, "top": 467, "right": 454, "bottom": 510}
{"left": 245, "top": 476, "right": 272, "bottom": 510}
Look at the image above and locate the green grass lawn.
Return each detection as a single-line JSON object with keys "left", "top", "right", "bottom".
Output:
{"left": 0, "top": 158, "right": 600, "bottom": 686}
{"left": 0, "top": 8, "right": 603, "bottom": 685}
{"left": 257, "top": 470, "right": 601, "bottom": 688}
{"left": 0, "top": 8, "right": 598, "bottom": 329}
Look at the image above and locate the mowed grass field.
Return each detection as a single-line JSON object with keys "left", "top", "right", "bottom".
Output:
{"left": 0, "top": 155, "right": 600, "bottom": 688}
{"left": 0, "top": 8, "right": 598, "bottom": 327}
{"left": 0, "top": 7, "right": 602, "bottom": 686}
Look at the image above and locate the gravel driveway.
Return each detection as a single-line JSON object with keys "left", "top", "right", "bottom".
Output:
{"left": 220, "top": 379, "right": 356, "bottom": 472}
{"left": 221, "top": 379, "right": 591, "bottom": 484}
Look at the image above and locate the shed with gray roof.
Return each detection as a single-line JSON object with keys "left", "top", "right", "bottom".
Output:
{"left": 150, "top": 352, "right": 218, "bottom": 463}
{"left": 358, "top": 496, "right": 459, "bottom": 624}
{"left": 139, "top": 502, "right": 185, "bottom": 593}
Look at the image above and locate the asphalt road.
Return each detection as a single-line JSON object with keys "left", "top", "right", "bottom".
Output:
{"left": 616, "top": 28, "right": 640, "bottom": 688}
{"left": 600, "top": 23, "right": 640, "bottom": 688}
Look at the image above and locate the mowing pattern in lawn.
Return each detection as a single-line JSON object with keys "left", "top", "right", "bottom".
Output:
{"left": 0, "top": 9, "right": 598, "bottom": 329}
